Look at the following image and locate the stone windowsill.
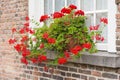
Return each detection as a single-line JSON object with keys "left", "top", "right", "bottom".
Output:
{"left": 46, "top": 51, "right": 120, "bottom": 68}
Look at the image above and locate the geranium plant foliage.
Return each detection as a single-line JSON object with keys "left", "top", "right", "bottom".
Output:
{"left": 9, "top": 4, "right": 107, "bottom": 66}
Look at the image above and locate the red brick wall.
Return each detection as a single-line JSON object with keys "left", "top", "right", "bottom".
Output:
{"left": 0, "top": 0, "right": 120, "bottom": 80}
{"left": 0, "top": 0, "right": 28, "bottom": 79}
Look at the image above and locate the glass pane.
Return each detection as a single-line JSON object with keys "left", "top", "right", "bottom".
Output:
{"left": 44, "top": 0, "right": 53, "bottom": 15}
{"left": 96, "top": 13, "right": 108, "bottom": 43}
{"left": 86, "top": 14, "right": 94, "bottom": 27}
{"left": 96, "top": 0, "right": 108, "bottom": 10}
{"left": 81, "top": 0, "right": 94, "bottom": 11}
{"left": 55, "top": 0, "right": 65, "bottom": 11}
{"left": 67, "top": 0, "right": 79, "bottom": 8}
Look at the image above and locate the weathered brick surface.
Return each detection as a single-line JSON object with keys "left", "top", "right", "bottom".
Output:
{"left": 0, "top": 0, "right": 28, "bottom": 79}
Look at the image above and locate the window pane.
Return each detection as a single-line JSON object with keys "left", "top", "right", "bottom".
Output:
{"left": 86, "top": 14, "right": 94, "bottom": 27}
{"left": 96, "top": 0, "right": 108, "bottom": 10}
{"left": 67, "top": 0, "right": 79, "bottom": 7}
{"left": 44, "top": 0, "right": 53, "bottom": 15}
{"left": 81, "top": 0, "right": 94, "bottom": 11}
{"left": 55, "top": 0, "right": 65, "bottom": 11}
{"left": 96, "top": 13, "right": 108, "bottom": 43}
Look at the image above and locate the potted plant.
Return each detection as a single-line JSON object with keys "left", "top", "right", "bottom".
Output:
{"left": 9, "top": 4, "right": 107, "bottom": 67}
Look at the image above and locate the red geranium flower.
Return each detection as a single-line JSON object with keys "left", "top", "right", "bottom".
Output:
{"left": 21, "top": 57, "right": 28, "bottom": 65}
{"left": 22, "top": 49, "right": 31, "bottom": 57}
{"left": 24, "top": 22, "right": 29, "bottom": 27}
{"left": 29, "top": 29, "right": 35, "bottom": 34}
{"left": 19, "top": 28, "right": 25, "bottom": 34}
{"left": 30, "top": 58, "right": 37, "bottom": 63}
{"left": 70, "top": 45, "right": 82, "bottom": 55}
{"left": 61, "top": 7, "right": 71, "bottom": 14}
{"left": 42, "top": 32, "right": 49, "bottom": 39}
{"left": 38, "top": 55, "right": 47, "bottom": 62}
{"left": 21, "top": 36, "right": 28, "bottom": 42}
{"left": 53, "top": 12, "right": 64, "bottom": 19}
{"left": 12, "top": 28, "right": 16, "bottom": 33}
{"left": 25, "top": 27, "right": 30, "bottom": 32}
{"left": 14, "top": 44, "right": 21, "bottom": 52}
{"left": 74, "top": 45, "right": 82, "bottom": 51}
{"left": 75, "top": 10, "right": 84, "bottom": 16}
{"left": 58, "top": 57, "right": 67, "bottom": 64}
{"left": 83, "top": 43, "right": 91, "bottom": 49}
{"left": 41, "top": 55, "right": 47, "bottom": 61}
{"left": 39, "top": 43, "right": 44, "bottom": 49}
{"left": 40, "top": 15, "right": 49, "bottom": 22}
{"left": 100, "top": 18, "right": 108, "bottom": 24}
{"left": 69, "top": 4, "right": 77, "bottom": 10}
{"left": 70, "top": 48, "right": 79, "bottom": 55}
{"left": 89, "top": 25, "right": 99, "bottom": 31}
{"left": 25, "top": 16, "right": 29, "bottom": 21}
{"left": 47, "top": 38, "right": 56, "bottom": 44}
{"left": 8, "top": 39, "right": 16, "bottom": 44}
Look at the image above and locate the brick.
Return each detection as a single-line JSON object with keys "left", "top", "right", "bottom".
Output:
{"left": 117, "top": 47, "right": 120, "bottom": 51}
{"left": 102, "top": 73, "right": 118, "bottom": 79}
{"left": 38, "top": 63, "right": 46, "bottom": 67}
{"left": 98, "top": 79, "right": 104, "bottom": 80}
{"left": 53, "top": 75, "right": 63, "bottom": 80}
{"left": 116, "top": 14, "right": 120, "bottom": 19}
{"left": 91, "top": 71, "right": 102, "bottom": 77}
{"left": 116, "top": 40, "right": 120, "bottom": 45}
{"left": 39, "top": 78, "right": 48, "bottom": 80}
{"left": 80, "top": 64, "right": 88, "bottom": 69}
{"left": 79, "top": 69, "right": 91, "bottom": 75}
{"left": 60, "top": 71, "right": 66, "bottom": 76}
{"left": 67, "top": 73, "right": 71, "bottom": 77}
{"left": 104, "top": 67, "right": 117, "bottom": 73}
{"left": 89, "top": 77, "right": 96, "bottom": 80}
{"left": 64, "top": 78, "right": 76, "bottom": 80}
{"left": 43, "top": 73, "right": 51, "bottom": 78}
{"left": 81, "top": 75, "right": 87, "bottom": 80}
{"left": 88, "top": 65, "right": 95, "bottom": 70}
{"left": 57, "top": 66, "right": 68, "bottom": 71}
{"left": 69, "top": 67, "right": 77, "bottom": 72}
{"left": 72, "top": 73, "right": 80, "bottom": 78}
{"left": 49, "top": 68, "right": 54, "bottom": 74}
{"left": 96, "top": 66, "right": 103, "bottom": 71}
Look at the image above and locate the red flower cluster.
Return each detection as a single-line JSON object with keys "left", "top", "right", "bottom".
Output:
{"left": 47, "top": 38, "right": 56, "bottom": 44}
{"left": 95, "top": 35, "right": 104, "bottom": 42}
{"left": 83, "top": 43, "right": 91, "bottom": 49}
{"left": 61, "top": 7, "right": 71, "bottom": 14}
{"left": 53, "top": 12, "right": 64, "bottom": 19}
{"left": 8, "top": 39, "right": 16, "bottom": 44}
{"left": 75, "top": 10, "right": 84, "bottom": 16}
{"left": 38, "top": 55, "right": 47, "bottom": 62}
{"left": 70, "top": 45, "right": 82, "bottom": 55}
{"left": 89, "top": 25, "right": 99, "bottom": 31}
{"left": 42, "top": 32, "right": 56, "bottom": 44}
{"left": 100, "top": 18, "right": 108, "bottom": 24}
{"left": 58, "top": 57, "right": 67, "bottom": 64}
{"left": 69, "top": 4, "right": 77, "bottom": 10}
{"left": 40, "top": 15, "right": 50, "bottom": 22}
{"left": 42, "top": 32, "right": 49, "bottom": 39}
{"left": 21, "top": 57, "right": 28, "bottom": 65}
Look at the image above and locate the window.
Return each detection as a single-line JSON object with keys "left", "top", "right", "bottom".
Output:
{"left": 29, "top": 0, "right": 116, "bottom": 52}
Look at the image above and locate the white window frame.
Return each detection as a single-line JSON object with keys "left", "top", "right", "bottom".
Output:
{"left": 29, "top": 0, "right": 116, "bottom": 53}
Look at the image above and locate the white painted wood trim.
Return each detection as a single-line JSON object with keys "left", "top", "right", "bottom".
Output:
{"left": 107, "top": 0, "right": 117, "bottom": 52}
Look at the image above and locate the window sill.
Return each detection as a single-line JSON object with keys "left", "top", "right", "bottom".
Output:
{"left": 46, "top": 51, "right": 120, "bottom": 68}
